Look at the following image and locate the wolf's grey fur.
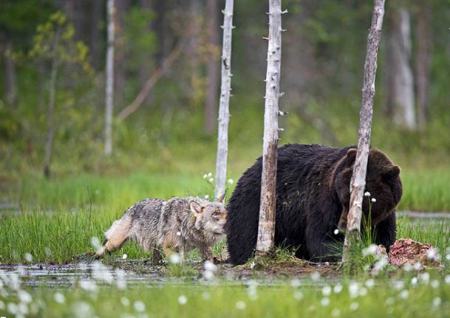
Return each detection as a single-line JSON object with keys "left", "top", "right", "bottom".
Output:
{"left": 96, "top": 197, "right": 227, "bottom": 262}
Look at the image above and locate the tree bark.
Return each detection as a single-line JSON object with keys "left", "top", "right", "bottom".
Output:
{"left": 117, "top": 42, "right": 183, "bottom": 121}
{"left": 256, "top": 0, "right": 283, "bottom": 255}
{"left": 342, "top": 0, "right": 385, "bottom": 264}
{"left": 386, "top": 7, "right": 416, "bottom": 129}
{"left": 4, "top": 41, "right": 17, "bottom": 106}
{"left": 104, "top": 0, "right": 115, "bottom": 156}
{"left": 214, "top": 0, "right": 234, "bottom": 200}
{"left": 415, "top": 5, "right": 431, "bottom": 130}
{"left": 204, "top": 0, "right": 220, "bottom": 135}
{"left": 43, "top": 29, "right": 61, "bottom": 179}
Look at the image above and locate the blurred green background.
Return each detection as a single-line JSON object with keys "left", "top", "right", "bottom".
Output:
{"left": 0, "top": 0, "right": 449, "bottom": 207}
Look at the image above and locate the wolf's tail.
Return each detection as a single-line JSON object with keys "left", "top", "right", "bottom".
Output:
{"left": 96, "top": 215, "right": 133, "bottom": 257}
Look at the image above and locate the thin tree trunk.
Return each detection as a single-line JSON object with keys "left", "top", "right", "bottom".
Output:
{"left": 386, "top": 7, "right": 416, "bottom": 129}
{"left": 104, "top": 0, "right": 115, "bottom": 156}
{"left": 43, "top": 29, "right": 62, "bottom": 179}
{"left": 204, "top": 0, "right": 220, "bottom": 135}
{"left": 4, "top": 41, "right": 17, "bottom": 106}
{"left": 415, "top": 5, "right": 431, "bottom": 129}
{"left": 256, "top": 0, "right": 283, "bottom": 255}
{"left": 117, "top": 42, "right": 183, "bottom": 121}
{"left": 90, "top": 0, "right": 103, "bottom": 70}
{"left": 342, "top": 0, "right": 385, "bottom": 264}
{"left": 214, "top": 0, "right": 234, "bottom": 200}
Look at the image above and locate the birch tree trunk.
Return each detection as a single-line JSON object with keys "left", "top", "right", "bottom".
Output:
{"left": 204, "top": 0, "right": 219, "bottom": 135}
{"left": 214, "top": 0, "right": 234, "bottom": 200}
{"left": 43, "top": 29, "right": 61, "bottom": 179}
{"left": 256, "top": 0, "right": 283, "bottom": 255}
{"left": 4, "top": 41, "right": 17, "bottom": 106}
{"left": 386, "top": 7, "right": 416, "bottom": 130}
{"left": 342, "top": 0, "right": 385, "bottom": 264}
{"left": 415, "top": 5, "right": 431, "bottom": 129}
{"left": 104, "top": 0, "right": 115, "bottom": 156}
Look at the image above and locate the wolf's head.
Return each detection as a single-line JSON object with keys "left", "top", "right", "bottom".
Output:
{"left": 190, "top": 199, "right": 228, "bottom": 239}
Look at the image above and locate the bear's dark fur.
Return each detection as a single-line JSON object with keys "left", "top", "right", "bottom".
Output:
{"left": 226, "top": 144, "right": 402, "bottom": 265}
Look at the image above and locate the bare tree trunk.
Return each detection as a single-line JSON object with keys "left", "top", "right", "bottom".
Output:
{"left": 214, "top": 0, "right": 234, "bottom": 200}
{"left": 114, "top": 0, "right": 130, "bottom": 106}
{"left": 415, "top": 5, "right": 431, "bottom": 129}
{"left": 90, "top": 0, "right": 103, "bottom": 70}
{"left": 104, "top": 0, "right": 115, "bottom": 156}
{"left": 204, "top": 0, "right": 220, "bottom": 135}
{"left": 43, "top": 29, "right": 62, "bottom": 179}
{"left": 386, "top": 7, "right": 416, "bottom": 129}
{"left": 256, "top": 0, "right": 283, "bottom": 255}
{"left": 342, "top": 0, "right": 385, "bottom": 264}
{"left": 4, "top": 41, "right": 17, "bottom": 106}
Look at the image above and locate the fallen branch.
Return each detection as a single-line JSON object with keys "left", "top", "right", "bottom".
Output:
{"left": 117, "top": 42, "right": 184, "bottom": 121}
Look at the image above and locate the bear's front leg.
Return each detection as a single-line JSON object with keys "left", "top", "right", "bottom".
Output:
{"left": 306, "top": 227, "right": 342, "bottom": 262}
{"left": 373, "top": 212, "right": 396, "bottom": 252}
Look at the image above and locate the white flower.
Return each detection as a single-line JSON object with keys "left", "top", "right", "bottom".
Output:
{"left": 227, "top": 179, "right": 234, "bottom": 185}
{"left": 133, "top": 301, "right": 146, "bottom": 312}
{"left": 350, "top": 302, "right": 359, "bottom": 311}
{"left": 426, "top": 248, "right": 440, "bottom": 261}
{"left": 331, "top": 308, "right": 341, "bottom": 317}
{"left": 235, "top": 301, "right": 246, "bottom": 310}
{"left": 432, "top": 297, "right": 441, "bottom": 308}
{"left": 79, "top": 279, "right": 97, "bottom": 292}
{"left": 121, "top": 297, "right": 130, "bottom": 306}
{"left": 18, "top": 290, "right": 32, "bottom": 304}
{"left": 90, "top": 237, "right": 101, "bottom": 250}
{"left": 403, "top": 263, "right": 413, "bottom": 272}
{"left": 310, "top": 272, "right": 320, "bottom": 281}
{"left": 399, "top": 290, "right": 409, "bottom": 299}
{"left": 290, "top": 278, "right": 301, "bottom": 288}
{"left": 413, "top": 262, "right": 423, "bottom": 271}
{"left": 365, "top": 279, "right": 375, "bottom": 289}
{"left": 333, "top": 284, "right": 343, "bottom": 294}
{"left": 293, "top": 291, "right": 303, "bottom": 300}
{"left": 204, "top": 261, "right": 217, "bottom": 272}
{"left": 348, "top": 282, "right": 359, "bottom": 298}
{"left": 371, "top": 198, "right": 376, "bottom": 203}
{"left": 207, "top": 172, "right": 213, "bottom": 178}
{"left": 24, "top": 253, "right": 33, "bottom": 262}
{"left": 203, "top": 270, "right": 214, "bottom": 280}
{"left": 208, "top": 177, "right": 214, "bottom": 183}
{"left": 204, "top": 195, "right": 210, "bottom": 200}
{"left": 362, "top": 244, "right": 378, "bottom": 257}
{"left": 445, "top": 275, "right": 450, "bottom": 284}
{"left": 333, "top": 229, "right": 340, "bottom": 235}
{"left": 322, "top": 285, "right": 332, "bottom": 296}
{"left": 320, "top": 297, "right": 330, "bottom": 307}
{"left": 122, "top": 254, "right": 128, "bottom": 260}
{"left": 169, "top": 253, "right": 181, "bottom": 264}
{"left": 178, "top": 295, "right": 188, "bottom": 305}
{"left": 419, "top": 272, "right": 430, "bottom": 284}
{"left": 203, "top": 174, "right": 208, "bottom": 179}
{"left": 364, "top": 192, "right": 371, "bottom": 197}
{"left": 54, "top": 292, "right": 65, "bottom": 304}
{"left": 176, "top": 231, "right": 181, "bottom": 236}
{"left": 430, "top": 280, "right": 439, "bottom": 289}
{"left": 411, "top": 277, "right": 418, "bottom": 286}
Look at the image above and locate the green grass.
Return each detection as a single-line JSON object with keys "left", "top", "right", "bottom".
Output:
{"left": 0, "top": 276, "right": 449, "bottom": 317}
{"left": 0, "top": 171, "right": 449, "bottom": 264}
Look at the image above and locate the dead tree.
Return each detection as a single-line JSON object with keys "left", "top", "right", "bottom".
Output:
{"left": 214, "top": 0, "right": 234, "bottom": 200}
{"left": 104, "top": 0, "right": 115, "bottom": 156}
{"left": 256, "top": 0, "right": 284, "bottom": 255}
{"left": 342, "top": 0, "right": 385, "bottom": 264}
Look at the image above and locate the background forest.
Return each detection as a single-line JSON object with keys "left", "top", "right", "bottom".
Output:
{"left": 0, "top": 0, "right": 449, "bottom": 182}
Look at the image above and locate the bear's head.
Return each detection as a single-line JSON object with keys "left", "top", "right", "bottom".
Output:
{"left": 332, "top": 148, "right": 403, "bottom": 232}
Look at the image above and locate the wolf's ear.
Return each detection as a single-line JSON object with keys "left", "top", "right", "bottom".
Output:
{"left": 190, "top": 201, "right": 203, "bottom": 215}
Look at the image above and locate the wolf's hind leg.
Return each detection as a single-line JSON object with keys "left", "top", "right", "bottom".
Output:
{"left": 96, "top": 216, "right": 132, "bottom": 257}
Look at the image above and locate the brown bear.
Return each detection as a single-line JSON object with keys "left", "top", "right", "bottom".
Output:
{"left": 225, "top": 144, "right": 402, "bottom": 265}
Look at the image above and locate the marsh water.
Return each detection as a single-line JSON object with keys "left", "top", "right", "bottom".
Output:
{"left": 0, "top": 210, "right": 448, "bottom": 288}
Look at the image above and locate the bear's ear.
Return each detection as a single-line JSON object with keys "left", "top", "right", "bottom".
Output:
{"left": 344, "top": 148, "right": 357, "bottom": 167}
{"left": 384, "top": 165, "right": 400, "bottom": 179}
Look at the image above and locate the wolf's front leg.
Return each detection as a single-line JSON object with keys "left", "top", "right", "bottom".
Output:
{"left": 200, "top": 245, "right": 214, "bottom": 262}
